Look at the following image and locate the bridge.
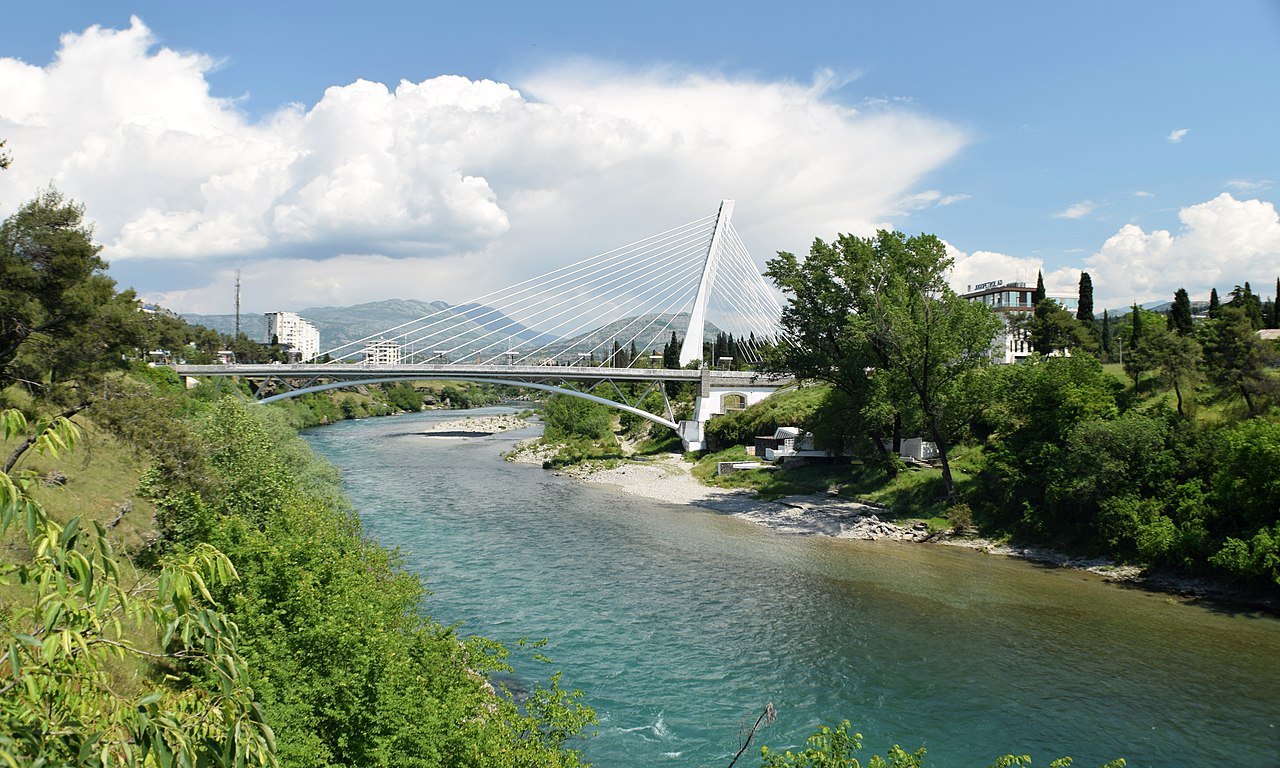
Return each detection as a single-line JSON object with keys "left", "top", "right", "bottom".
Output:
{"left": 173, "top": 201, "right": 792, "bottom": 450}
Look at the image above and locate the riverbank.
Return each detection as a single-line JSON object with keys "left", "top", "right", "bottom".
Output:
{"left": 508, "top": 447, "right": 1279, "bottom": 610}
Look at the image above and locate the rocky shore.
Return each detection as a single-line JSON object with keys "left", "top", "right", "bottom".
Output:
{"left": 416, "top": 413, "right": 534, "bottom": 437}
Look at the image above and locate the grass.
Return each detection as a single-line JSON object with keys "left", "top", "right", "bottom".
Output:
{"left": 2, "top": 414, "right": 162, "bottom": 699}
{"left": 689, "top": 443, "right": 983, "bottom": 523}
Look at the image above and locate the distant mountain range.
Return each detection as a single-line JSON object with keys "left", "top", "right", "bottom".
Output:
{"left": 181, "top": 299, "right": 720, "bottom": 362}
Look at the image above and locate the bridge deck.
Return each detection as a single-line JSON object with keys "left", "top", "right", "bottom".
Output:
{"left": 170, "top": 363, "right": 789, "bottom": 388}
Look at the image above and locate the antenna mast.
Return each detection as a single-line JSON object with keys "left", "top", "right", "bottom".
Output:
{"left": 234, "top": 269, "right": 242, "bottom": 338}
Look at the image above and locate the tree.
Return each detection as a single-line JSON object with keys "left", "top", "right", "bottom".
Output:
{"left": 0, "top": 139, "right": 9, "bottom": 170}
{"left": 1208, "top": 287, "right": 1221, "bottom": 318}
{"left": 662, "top": 331, "right": 680, "bottom": 369}
{"left": 766, "top": 230, "right": 1000, "bottom": 495}
{"left": 1101, "top": 309, "right": 1113, "bottom": 359}
{"left": 1169, "top": 288, "right": 1194, "bottom": 336}
{"left": 0, "top": 187, "right": 143, "bottom": 403}
{"left": 1032, "top": 270, "right": 1046, "bottom": 305}
{"left": 1273, "top": 277, "right": 1280, "bottom": 328}
{"left": 1121, "top": 307, "right": 1168, "bottom": 382}
{"left": 1229, "top": 283, "right": 1264, "bottom": 330}
{"left": 0, "top": 410, "right": 277, "bottom": 767}
{"left": 1029, "top": 298, "right": 1091, "bottom": 356}
{"left": 1133, "top": 327, "right": 1203, "bottom": 416}
{"left": 1203, "top": 305, "right": 1278, "bottom": 415}
{"left": 1076, "top": 272, "right": 1095, "bottom": 325}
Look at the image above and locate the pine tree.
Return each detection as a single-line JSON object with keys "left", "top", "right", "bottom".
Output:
{"left": 1076, "top": 272, "right": 1094, "bottom": 324}
{"left": 1033, "top": 271, "right": 1046, "bottom": 304}
{"left": 1170, "top": 288, "right": 1194, "bottom": 336}
{"left": 1131, "top": 303, "right": 1142, "bottom": 349}
{"left": 1208, "top": 287, "right": 1221, "bottom": 318}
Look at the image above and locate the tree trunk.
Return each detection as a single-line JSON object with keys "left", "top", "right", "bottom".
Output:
{"left": 1173, "top": 380, "right": 1185, "bottom": 417}
{"left": 869, "top": 431, "right": 898, "bottom": 479}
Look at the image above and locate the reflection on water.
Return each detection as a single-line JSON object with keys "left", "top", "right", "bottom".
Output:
{"left": 304, "top": 407, "right": 1280, "bottom": 768}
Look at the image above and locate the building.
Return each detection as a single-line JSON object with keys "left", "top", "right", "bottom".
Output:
{"left": 960, "top": 279, "right": 1078, "bottom": 364}
{"left": 363, "top": 339, "right": 401, "bottom": 366}
{"left": 264, "top": 312, "right": 321, "bottom": 362}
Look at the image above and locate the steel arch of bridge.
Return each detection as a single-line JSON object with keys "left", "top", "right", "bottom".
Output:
{"left": 255, "top": 374, "right": 683, "bottom": 430}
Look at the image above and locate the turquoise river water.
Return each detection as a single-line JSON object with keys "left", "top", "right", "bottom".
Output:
{"left": 302, "top": 407, "right": 1280, "bottom": 768}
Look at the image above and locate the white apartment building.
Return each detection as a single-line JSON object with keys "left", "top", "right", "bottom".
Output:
{"left": 363, "top": 339, "right": 402, "bottom": 366}
{"left": 264, "top": 311, "right": 321, "bottom": 362}
{"left": 960, "top": 280, "right": 1078, "bottom": 364}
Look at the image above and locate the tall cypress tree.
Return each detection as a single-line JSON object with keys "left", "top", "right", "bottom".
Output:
{"left": 1033, "top": 271, "right": 1046, "bottom": 304}
{"left": 1208, "top": 287, "right": 1221, "bottom": 318}
{"left": 1273, "top": 277, "right": 1280, "bottom": 328}
{"left": 1076, "top": 272, "right": 1094, "bottom": 324}
{"left": 1131, "top": 303, "right": 1142, "bottom": 349}
{"left": 1170, "top": 288, "right": 1194, "bottom": 336}
{"left": 1101, "top": 309, "right": 1112, "bottom": 359}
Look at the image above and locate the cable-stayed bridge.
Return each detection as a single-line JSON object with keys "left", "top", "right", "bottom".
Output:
{"left": 173, "top": 201, "right": 792, "bottom": 450}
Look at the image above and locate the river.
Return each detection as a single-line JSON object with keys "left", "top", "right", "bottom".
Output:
{"left": 302, "top": 406, "right": 1280, "bottom": 768}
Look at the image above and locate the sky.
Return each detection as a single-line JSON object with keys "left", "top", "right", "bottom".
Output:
{"left": 1, "top": 1, "right": 1278, "bottom": 316}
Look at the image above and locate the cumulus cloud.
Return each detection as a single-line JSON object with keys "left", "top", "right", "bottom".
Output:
{"left": 0, "top": 18, "right": 968, "bottom": 313}
{"left": 1052, "top": 200, "right": 1095, "bottom": 219}
{"left": 1085, "top": 193, "right": 1280, "bottom": 306}
{"left": 1167, "top": 128, "right": 1190, "bottom": 143}
{"left": 945, "top": 243, "right": 1079, "bottom": 298}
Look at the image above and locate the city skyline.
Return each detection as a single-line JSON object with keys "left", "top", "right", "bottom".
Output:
{"left": 1, "top": 2, "right": 1277, "bottom": 314}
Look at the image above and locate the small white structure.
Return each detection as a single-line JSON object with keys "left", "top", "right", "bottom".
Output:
{"left": 363, "top": 339, "right": 402, "bottom": 366}
{"left": 264, "top": 311, "right": 321, "bottom": 362}
{"left": 764, "top": 427, "right": 828, "bottom": 462}
{"left": 899, "top": 437, "right": 939, "bottom": 462}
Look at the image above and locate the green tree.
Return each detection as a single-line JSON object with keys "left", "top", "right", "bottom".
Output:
{"left": 1169, "top": 288, "right": 1194, "bottom": 336}
{"left": 0, "top": 410, "right": 277, "bottom": 767}
{"left": 0, "top": 187, "right": 144, "bottom": 403}
{"left": 1120, "top": 307, "right": 1167, "bottom": 382}
{"left": 541, "top": 393, "right": 614, "bottom": 441}
{"left": 1032, "top": 270, "right": 1046, "bottom": 305}
{"left": 1076, "top": 271, "right": 1095, "bottom": 325}
{"left": 1228, "top": 282, "right": 1264, "bottom": 330}
{"left": 1202, "top": 305, "right": 1278, "bottom": 415}
{"left": 1133, "top": 327, "right": 1203, "bottom": 416}
{"left": 1208, "top": 287, "right": 1221, "bottom": 318}
{"left": 766, "top": 230, "right": 1000, "bottom": 495}
{"left": 1101, "top": 309, "right": 1112, "bottom": 359}
{"left": 1029, "top": 298, "right": 1091, "bottom": 356}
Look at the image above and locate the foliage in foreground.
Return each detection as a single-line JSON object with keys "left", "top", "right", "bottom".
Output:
{"left": 759, "top": 721, "right": 1125, "bottom": 768}
{"left": 136, "top": 396, "right": 597, "bottom": 767}
{"left": 0, "top": 409, "right": 276, "bottom": 767}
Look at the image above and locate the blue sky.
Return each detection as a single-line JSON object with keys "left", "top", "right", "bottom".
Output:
{"left": 1, "top": 1, "right": 1277, "bottom": 313}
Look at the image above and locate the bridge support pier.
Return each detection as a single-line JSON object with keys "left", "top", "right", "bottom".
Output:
{"left": 679, "top": 368, "right": 782, "bottom": 451}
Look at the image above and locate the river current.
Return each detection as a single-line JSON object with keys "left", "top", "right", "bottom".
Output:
{"left": 302, "top": 407, "right": 1280, "bottom": 768}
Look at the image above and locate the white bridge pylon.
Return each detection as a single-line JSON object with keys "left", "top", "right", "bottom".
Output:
{"left": 172, "top": 201, "right": 789, "bottom": 449}
{"left": 316, "top": 199, "right": 782, "bottom": 370}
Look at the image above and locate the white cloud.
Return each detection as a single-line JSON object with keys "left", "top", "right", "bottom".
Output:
{"left": 1085, "top": 193, "right": 1280, "bottom": 306}
{"left": 1167, "top": 128, "right": 1190, "bottom": 143}
{"left": 1134, "top": 190, "right": 1154, "bottom": 198}
{"left": 1052, "top": 200, "right": 1095, "bottom": 219}
{"left": 0, "top": 19, "right": 968, "bottom": 314}
{"left": 1226, "top": 178, "right": 1272, "bottom": 193}
{"left": 898, "top": 189, "right": 970, "bottom": 211}
{"left": 945, "top": 242, "right": 1079, "bottom": 298}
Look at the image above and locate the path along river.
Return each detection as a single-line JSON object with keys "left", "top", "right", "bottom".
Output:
{"left": 302, "top": 407, "right": 1280, "bottom": 768}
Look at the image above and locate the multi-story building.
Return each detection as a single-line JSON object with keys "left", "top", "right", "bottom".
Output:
{"left": 363, "top": 339, "right": 401, "bottom": 366}
{"left": 960, "top": 279, "right": 1078, "bottom": 364}
{"left": 264, "top": 311, "right": 321, "bottom": 362}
